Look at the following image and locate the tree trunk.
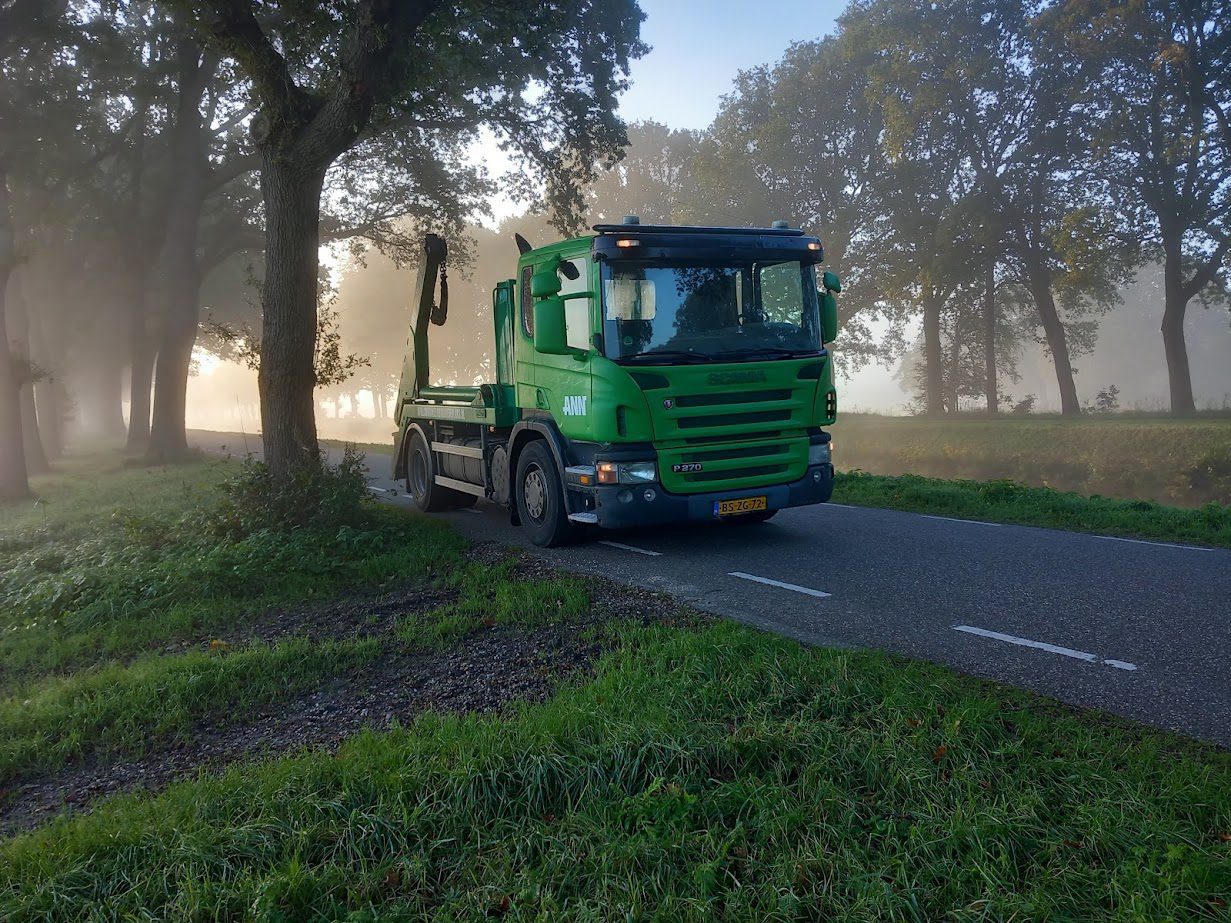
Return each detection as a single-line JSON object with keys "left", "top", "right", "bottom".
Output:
{"left": 125, "top": 281, "right": 154, "bottom": 453}
{"left": 922, "top": 289, "right": 945, "bottom": 415}
{"left": 27, "top": 280, "right": 62, "bottom": 458}
{"left": 145, "top": 277, "right": 200, "bottom": 462}
{"left": 1026, "top": 266, "right": 1080, "bottom": 415}
{"left": 7, "top": 271, "right": 47, "bottom": 473}
{"left": 258, "top": 160, "right": 326, "bottom": 476}
{"left": 983, "top": 263, "right": 997, "bottom": 415}
{"left": 145, "top": 34, "right": 210, "bottom": 464}
{"left": 35, "top": 375, "right": 62, "bottom": 458}
{"left": 1161, "top": 240, "right": 1196, "bottom": 414}
{"left": 0, "top": 170, "right": 27, "bottom": 500}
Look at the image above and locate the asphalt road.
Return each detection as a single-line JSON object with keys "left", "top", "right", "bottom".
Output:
{"left": 196, "top": 431, "right": 1231, "bottom": 748}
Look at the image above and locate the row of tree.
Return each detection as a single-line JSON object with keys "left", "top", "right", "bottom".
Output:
{"left": 2, "top": 0, "right": 1227, "bottom": 502}
{"left": 334, "top": 0, "right": 1228, "bottom": 421}
{"left": 0, "top": 0, "right": 647, "bottom": 500}
{"left": 668, "top": 0, "right": 1228, "bottom": 417}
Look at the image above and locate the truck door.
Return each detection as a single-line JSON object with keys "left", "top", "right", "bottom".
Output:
{"left": 532, "top": 254, "right": 595, "bottom": 440}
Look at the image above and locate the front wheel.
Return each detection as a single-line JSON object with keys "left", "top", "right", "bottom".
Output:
{"left": 514, "top": 441, "right": 579, "bottom": 547}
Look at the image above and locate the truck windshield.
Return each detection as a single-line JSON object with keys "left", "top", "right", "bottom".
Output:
{"left": 601, "top": 260, "right": 822, "bottom": 363}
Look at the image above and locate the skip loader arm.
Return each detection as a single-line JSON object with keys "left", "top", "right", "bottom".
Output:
{"left": 392, "top": 234, "right": 448, "bottom": 469}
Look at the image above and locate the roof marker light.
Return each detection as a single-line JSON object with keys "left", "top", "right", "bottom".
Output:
{"left": 616, "top": 239, "right": 640, "bottom": 248}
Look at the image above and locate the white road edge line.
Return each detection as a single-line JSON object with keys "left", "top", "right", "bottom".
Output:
{"left": 729, "top": 571, "right": 832, "bottom": 598}
{"left": 599, "top": 540, "right": 662, "bottom": 556}
{"left": 825, "top": 502, "right": 860, "bottom": 509}
{"left": 367, "top": 486, "right": 389, "bottom": 493}
{"left": 463, "top": 507, "right": 484, "bottom": 514}
{"left": 919, "top": 514, "right": 1002, "bottom": 527}
{"left": 1093, "top": 535, "right": 1217, "bottom": 552}
{"left": 953, "top": 624, "right": 1138, "bottom": 671}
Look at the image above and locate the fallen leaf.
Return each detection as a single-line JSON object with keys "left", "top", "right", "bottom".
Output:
{"left": 208, "top": 639, "right": 230, "bottom": 653}
{"left": 1063, "top": 839, "right": 1085, "bottom": 849}
{"left": 906, "top": 718, "right": 922, "bottom": 728}
{"left": 932, "top": 744, "right": 948, "bottom": 763}
{"left": 384, "top": 869, "right": 401, "bottom": 889}
{"left": 1219, "top": 833, "right": 1231, "bottom": 843}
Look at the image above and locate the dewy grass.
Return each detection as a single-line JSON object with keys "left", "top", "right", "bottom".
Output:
{"left": 0, "top": 461, "right": 467, "bottom": 689}
{"left": 2, "top": 622, "right": 1228, "bottom": 920}
{"left": 0, "top": 637, "right": 381, "bottom": 784}
{"left": 397, "top": 561, "right": 592, "bottom": 649}
{"left": 833, "top": 471, "right": 1231, "bottom": 548}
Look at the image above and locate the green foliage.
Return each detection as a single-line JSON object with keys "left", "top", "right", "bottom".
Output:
{"left": 2, "top": 623, "right": 1229, "bottom": 918}
{"left": 202, "top": 448, "right": 371, "bottom": 538}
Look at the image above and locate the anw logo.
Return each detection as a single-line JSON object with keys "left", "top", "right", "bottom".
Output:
{"left": 562, "top": 395, "right": 587, "bottom": 416}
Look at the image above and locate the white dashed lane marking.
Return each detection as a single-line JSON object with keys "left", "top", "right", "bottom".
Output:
{"left": 599, "top": 540, "right": 662, "bottom": 556}
{"left": 954, "top": 625, "right": 1138, "bottom": 671}
{"left": 729, "top": 572, "right": 832, "bottom": 598}
{"left": 919, "top": 514, "right": 1002, "bottom": 527}
{"left": 1093, "top": 535, "right": 1217, "bottom": 552}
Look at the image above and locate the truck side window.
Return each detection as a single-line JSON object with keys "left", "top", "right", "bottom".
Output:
{"left": 559, "top": 256, "right": 591, "bottom": 351}
{"left": 520, "top": 265, "right": 534, "bottom": 337}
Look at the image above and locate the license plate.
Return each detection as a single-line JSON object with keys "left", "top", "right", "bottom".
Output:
{"left": 714, "top": 496, "right": 768, "bottom": 517}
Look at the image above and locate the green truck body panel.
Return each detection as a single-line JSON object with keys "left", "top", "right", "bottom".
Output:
{"left": 393, "top": 221, "right": 839, "bottom": 538}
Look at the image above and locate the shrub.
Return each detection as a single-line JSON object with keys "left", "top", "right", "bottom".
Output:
{"left": 202, "top": 448, "right": 370, "bottom": 539}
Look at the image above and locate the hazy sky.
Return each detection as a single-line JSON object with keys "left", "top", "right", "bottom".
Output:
{"left": 619, "top": 0, "right": 846, "bottom": 129}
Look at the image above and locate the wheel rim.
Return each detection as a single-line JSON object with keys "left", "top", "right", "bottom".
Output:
{"left": 523, "top": 465, "right": 547, "bottom": 522}
{"left": 410, "top": 450, "right": 428, "bottom": 499}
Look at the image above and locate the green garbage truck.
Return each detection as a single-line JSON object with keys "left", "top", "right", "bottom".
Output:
{"left": 392, "top": 217, "right": 841, "bottom": 546}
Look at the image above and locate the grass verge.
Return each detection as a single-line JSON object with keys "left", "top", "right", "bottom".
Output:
{"left": 833, "top": 470, "right": 1231, "bottom": 548}
{"left": 2, "top": 622, "right": 1229, "bottom": 919}
{"left": 1, "top": 448, "right": 1228, "bottom": 919}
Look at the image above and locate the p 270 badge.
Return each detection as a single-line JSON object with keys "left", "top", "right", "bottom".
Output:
{"left": 672, "top": 462, "right": 703, "bottom": 473}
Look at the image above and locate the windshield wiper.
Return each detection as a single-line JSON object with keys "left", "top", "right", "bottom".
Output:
{"left": 617, "top": 349, "right": 712, "bottom": 365}
{"left": 709, "top": 346, "right": 818, "bottom": 361}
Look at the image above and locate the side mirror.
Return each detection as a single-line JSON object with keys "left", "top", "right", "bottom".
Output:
{"left": 822, "top": 270, "right": 842, "bottom": 294}
{"left": 533, "top": 297, "right": 570, "bottom": 355}
{"left": 531, "top": 268, "right": 561, "bottom": 298}
{"left": 820, "top": 290, "right": 839, "bottom": 345}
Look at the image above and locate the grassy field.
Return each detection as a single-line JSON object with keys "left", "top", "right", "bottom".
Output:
{"left": 833, "top": 413, "right": 1231, "bottom": 508}
{"left": 5, "top": 451, "right": 1228, "bottom": 919}
{"left": 832, "top": 471, "right": 1231, "bottom": 549}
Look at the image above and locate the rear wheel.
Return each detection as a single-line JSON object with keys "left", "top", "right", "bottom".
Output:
{"left": 515, "top": 441, "right": 578, "bottom": 547}
{"left": 405, "top": 431, "right": 475, "bottom": 512}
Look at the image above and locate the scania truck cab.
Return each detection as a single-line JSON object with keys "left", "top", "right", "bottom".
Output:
{"left": 392, "top": 217, "right": 841, "bottom": 546}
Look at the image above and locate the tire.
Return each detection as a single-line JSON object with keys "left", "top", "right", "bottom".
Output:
{"left": 514, "top": 440, "right": 579, "bottom": 547}
{"left": 405, "top": 431, "right": 475, "bottom": 512}
{"left": 722, "top": 509, "right": 778, "bottom": 524}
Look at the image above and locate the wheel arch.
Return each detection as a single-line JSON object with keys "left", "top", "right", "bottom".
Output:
{"left": 507, "top": 420, "right": 570, "bottom": 526}
{"left": 393, "top": 420, "right": 431, "bottom": 481}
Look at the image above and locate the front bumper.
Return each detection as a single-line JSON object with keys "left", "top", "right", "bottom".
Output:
{"left": 587, "top": 463, "right": 834, "bottom": 529}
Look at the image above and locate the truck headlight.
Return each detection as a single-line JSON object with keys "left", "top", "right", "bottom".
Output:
{"left": 808, "top": 441, "right": 832, "bottom": 465}
{"left": 597, "top": 460, "right": 657, "bottom": 485}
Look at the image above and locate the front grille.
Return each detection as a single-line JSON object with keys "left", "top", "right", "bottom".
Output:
{"left": 683, "top": 430, "right": 782, "bottom": 445}
{"left": 683, "top": 464, "right": 789, "bottom": 483}
{"left": 676, "top": 409, "right": 792, "bottom": 430}
{"left": 673, "top": 389, "right": 790, "bottom": 408}
{"left": 681, "top": 443, "right": 789, "bottom": 463}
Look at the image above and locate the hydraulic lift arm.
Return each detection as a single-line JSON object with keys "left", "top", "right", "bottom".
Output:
{"left": 395, "top": 233, "right": 448, "bottom": 426}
